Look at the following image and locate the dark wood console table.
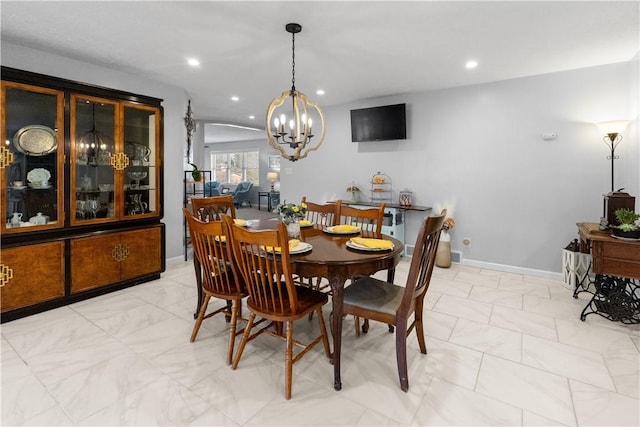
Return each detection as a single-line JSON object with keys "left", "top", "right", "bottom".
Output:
{"left": 575, "top": 222, "right": 640, "bottom": 324}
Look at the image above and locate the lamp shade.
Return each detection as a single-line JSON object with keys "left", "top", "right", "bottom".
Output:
{"left": 596, "top": 120, "right": 630, "bottom": 135}
{"left": 267, "top": 172, "right": 279, "bottom": 182}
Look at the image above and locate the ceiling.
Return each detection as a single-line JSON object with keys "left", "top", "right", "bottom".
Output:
{"left": 2, "top": 1, "right": 638, "bottom": 143}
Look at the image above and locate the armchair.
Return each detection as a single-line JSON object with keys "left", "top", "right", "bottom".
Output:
{"left": 204, "top": 181, "right": 222, "bottom": 197}
{"left": 231, "top": 181, "right": 253, "bottom": 207}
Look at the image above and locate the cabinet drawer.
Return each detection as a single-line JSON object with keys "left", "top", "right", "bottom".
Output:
{"left": 1, "top": 241, "right": 65, "bottom": 312}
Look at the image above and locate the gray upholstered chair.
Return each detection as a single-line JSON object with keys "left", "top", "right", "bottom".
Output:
{"left": 204, "top": 181, "right": 222, "bottom": 197}
{"left": 231, "top": 181, "right": 253, "bottom": 207}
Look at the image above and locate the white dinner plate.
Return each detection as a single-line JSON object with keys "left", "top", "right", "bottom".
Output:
{"left": 346, "top": 239, "right": 394, "bottom": 251}
{"left": 290, "top": 241, "right": 313, "bottom": 254}
{"left": 324, "top": 225, "right": 361, "bottom": 235}
{"left": 266, "top": 241, "right": 313, "bottom": 255}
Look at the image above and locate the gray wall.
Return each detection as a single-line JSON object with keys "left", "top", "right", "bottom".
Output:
{"left": 278, "top": 62, "right": 639, "bottom": 276}
{"left": 3, "top": 42, "right": 638, "bottom": 276}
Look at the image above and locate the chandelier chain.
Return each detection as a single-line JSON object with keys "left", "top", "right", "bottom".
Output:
{"left": 291, "top": 31, "right": 296, "bottom": 93}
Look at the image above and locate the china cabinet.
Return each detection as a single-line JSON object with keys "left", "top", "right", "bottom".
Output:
{"left": 0, "top": 67, "right": 165, "bottom": 322}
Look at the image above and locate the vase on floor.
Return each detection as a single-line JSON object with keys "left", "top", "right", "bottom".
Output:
{"left": 436, "top": 231, "right": 451, "bottom": 268}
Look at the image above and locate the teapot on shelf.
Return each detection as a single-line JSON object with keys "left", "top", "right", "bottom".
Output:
{"left": 10, "top": 212, "right": 23, "bottom": 226}
{"left": 127, "top": 194, "right": 148, "bottom": 215}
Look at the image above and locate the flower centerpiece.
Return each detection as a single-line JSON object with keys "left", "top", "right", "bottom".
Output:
{"left": 346, "top": 183, "right": 360, "bottom": 202}
{"left": 612, "top": 208, "right": 640, "bottom": 239}
{"left": 277, "top": 202, "right": 307, "bottom": 225}
{"left": 277, "top": 201, "right": 307, "bottom": 239}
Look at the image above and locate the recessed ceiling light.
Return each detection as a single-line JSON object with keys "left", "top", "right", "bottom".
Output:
{"left": 248, "top": 115, "right": 255, "bottom": 120}
{"left": 316, "top": 89, "right": 325, "bottom": 95}
{"left": 187, "top": 58, "right": 200, "bottom": 67}
{"left": 465, "top": 60, "right": 478, "bottom": 69}
{"left": 231, "top": 96, "right": 239, "bottom": 102}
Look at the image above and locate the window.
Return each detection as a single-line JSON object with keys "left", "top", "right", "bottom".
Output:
{"left": 210, "top": 150, "right": 259, "bottom": 185}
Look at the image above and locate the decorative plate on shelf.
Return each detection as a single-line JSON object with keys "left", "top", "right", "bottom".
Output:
{"left": 13, "top": 125, "right": 57, "bottom": 156}
{"left": 27, "top": 167, "right": 51, "bottom": 183}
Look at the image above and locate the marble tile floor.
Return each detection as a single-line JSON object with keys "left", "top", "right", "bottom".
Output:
{"left": 2, "top": 259, "right": 639, "bottom": 426}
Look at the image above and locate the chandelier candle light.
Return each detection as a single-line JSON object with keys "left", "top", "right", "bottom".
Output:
{"left": 266, "top": 23, "right": 326, "bottom": 162}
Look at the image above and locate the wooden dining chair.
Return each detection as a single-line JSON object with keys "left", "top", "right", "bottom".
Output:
{"left": 298, "top": 197, "right": 342, "bottom": 296}
{"left": 301, "top": 196, "right": 341, "bottom": 227}
{"left": 182, "top": 208, "right": 248, "bottom": 365}
{"left": 337, "top": 203, "right": 385, "bottom": 236}
{"left": 191, "top": 194, "right": 236, "bottom": 222}
{"left": 341, "top": 209, "right": 446, "bottom": 392}
{"left": 223, "top": 215, "right": 332, "bottom": 400}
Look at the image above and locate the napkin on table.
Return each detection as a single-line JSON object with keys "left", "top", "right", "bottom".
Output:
{"left": 350, "top": 237, "right": 394, "bottom": 250}
{"left": 266, "top": 239, "right": 300, "bottom": 253}
{"left": 299, "top": 219, "right": 311, "bottom": 226}
{"left": 331, "top": 224, "right": 360, "bottom": 232}
{"left": 233, "top": 218, "right": 247, "bottom": 226}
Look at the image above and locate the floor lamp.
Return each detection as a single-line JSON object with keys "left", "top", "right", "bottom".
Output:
{"left": 595, "top": 120, "right": 630, "bottom": 192}
{"left": 595, "top": 120, "right": 633, "bottom": 227}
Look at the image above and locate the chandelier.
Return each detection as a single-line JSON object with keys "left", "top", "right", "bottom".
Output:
{"left": 266, "top": 23, "right": 326, "bottom": 162}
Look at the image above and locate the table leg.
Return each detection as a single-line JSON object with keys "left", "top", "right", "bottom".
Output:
{"left": 328, "top": 274, "right": 344, "bottom": 391}
{"left": 192, "top": 258, "right": 203, "bottom": 319}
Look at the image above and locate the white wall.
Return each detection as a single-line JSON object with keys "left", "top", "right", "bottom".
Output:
{"left": 280, "top": 62, "right": 638, "bottom": 274}
{"left": 2, "top": 42, "right": 189, "bottom": 259}
{"left": 3, "top": 41, "right": 638, "bottom": 274}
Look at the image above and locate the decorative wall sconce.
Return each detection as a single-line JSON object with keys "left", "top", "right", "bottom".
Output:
{"left": 595, "top": 120, "right": 630, "bottom": 192}
{"left": 184, "top": 100, "right": 195, "bottom": 162}
{"left": 266, "top": 23, "right": 326, "bottom": 162}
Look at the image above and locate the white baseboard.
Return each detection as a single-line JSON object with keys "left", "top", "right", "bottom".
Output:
{"left": 461, "top": 258, "right": 563, "bottom": 281}
{"left": 166, "top": 253, "right": 562, "bottom": 281}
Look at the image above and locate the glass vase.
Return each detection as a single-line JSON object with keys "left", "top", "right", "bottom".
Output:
{"left": 286, "top": 217, "right": 301, "bottom": 239}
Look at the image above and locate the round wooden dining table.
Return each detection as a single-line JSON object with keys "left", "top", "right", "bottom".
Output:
{"left": 247, "top": 219, "right": 404, "bottom": 390}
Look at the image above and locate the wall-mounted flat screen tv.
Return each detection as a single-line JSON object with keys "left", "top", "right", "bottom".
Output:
{"left": 350, "top": 103, "right": 407, "bottom": 142}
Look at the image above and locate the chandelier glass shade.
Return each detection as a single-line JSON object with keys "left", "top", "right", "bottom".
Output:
{"left": 266, "top": 23, "right": 325, "bottom": 162}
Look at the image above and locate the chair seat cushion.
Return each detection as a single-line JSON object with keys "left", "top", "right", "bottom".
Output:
{"left": 343, "top": 277, "right": 403, "bottom": 316}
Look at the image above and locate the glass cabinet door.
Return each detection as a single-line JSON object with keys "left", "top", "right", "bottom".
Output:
{"left": 123, "top": 103, "right": 160, "bottom": 218}
{"left": 71, "top": 95, "right": 117, "bottom": 225}
{"left": 1, "top": 82, "right": 64, "bottom": 232}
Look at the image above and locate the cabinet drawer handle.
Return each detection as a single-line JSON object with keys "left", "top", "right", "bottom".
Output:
{"left": 0, "top": 264, "right": 14, "bottom": 287}
{"left": 110, "top": 152, "right": 130, "bottom": 171}
{"left": 112, "top": 243, "right": 129, "bottom": 262}
{"left": 0, "top": 146, "right": 15, "bottom": 169}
